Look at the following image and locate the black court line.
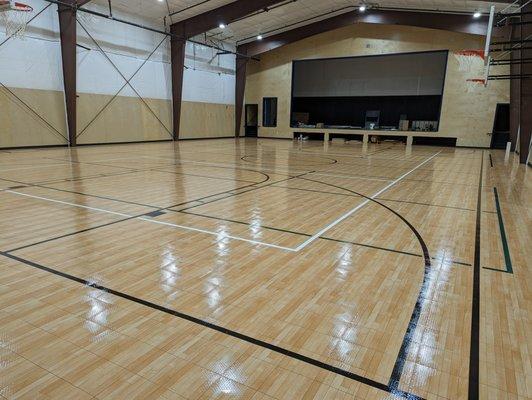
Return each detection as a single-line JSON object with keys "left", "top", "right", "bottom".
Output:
{"left": 0, "top": 176, "right": 161, "bottom": 210}
{"left": 5, "top": 215, "right": 139, "bottom": 253}
{"left": 38, "top": 162, "right": 261, "bottom": 186}
{"left": 43, "top": 155, "right": 265, "bottom": 185}
{"left": 7, "top": 185, "right": 29, "bottom": 190}
{"left": 482, "top": 266, "right": 513, "bottom": 274}
{"left": 468, "top": 151, "right": 484, "bottom": 399}
{"left": 38, "top": 170, "right": 143, "bottom": 185}
{"left": 45, "top": 157, "right": 139, "bottom": 172}
{"left": 143, "top": 210, "right": 167, "bottom": 218}
{"left": 269, "top": 184, "right": 364, "bottom": 199}
{"left": 489, "top": 153, "right": 494, "bottom": 167}
{"left": 2, "top": 148, "right": 473, "bottom": 397}
{"left": 241, "top": 154, "right": 338, "bottom": 167}
{"left": 146, "top": 153, "right": 401, "bottom": 184}
{"left": 1, "top": 168, "right": 271, "bottom": 212}
{"left": 0, "top": 251, "right": 422, "bottom": 400}
{"left": 172, "top": 192, "right": 471, "bottom": 267}
{"left": 312, "top": 170, "right": 394, "bottom": 181}
{"left": 483, "top": 187, "right": 513, "bottom": 274}
{"left": 32, "top": 184, "right": 159, "bottom": 210}
{"left": 175, "top": 172, "right": 312, "bottom": 213}
{"left": 179, "top": 209, "right": 471, "bottom": 266}
{"left": 0, "top": 169, "right": 142, "bottom": 187}
{"left": 321, "top": 237, "right": 471, "bottom": 267}
{"left": 401, "top": 178, "right": 480, "bottom": 187}
{"left": 163, "top": 169, "right": 273, "bottom": 210}
{"left": 152, "top": 169, "right": 257, "bottom": 184}
{"left": 416, "top": 167, "right": 482, "bottom": 176}
{"left": 174, "top": 210, "right": 311, "bottom": 237}
{"left": 293, "top": 176, "right": 432, "bottom": 397}
{"left": 376, "top": 197, "right": 476, "bottom": 212}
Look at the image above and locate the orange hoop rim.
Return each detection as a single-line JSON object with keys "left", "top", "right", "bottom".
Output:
{"left": 466, "top": 78, "right": 486, "bottom": 84}
{"left": 0, "top": 1, "right": 33, "bottom": 12}
{"left": 455, "top": 49, "right": 485, "bottom": 60}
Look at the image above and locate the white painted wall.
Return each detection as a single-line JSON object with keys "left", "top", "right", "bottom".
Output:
{"left": 0, "top": 0, "right": 235, "bottom": 104}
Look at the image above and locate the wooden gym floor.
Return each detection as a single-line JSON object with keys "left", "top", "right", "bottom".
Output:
{"left": 0, "top": 138, "right": 530, "bottom": 400}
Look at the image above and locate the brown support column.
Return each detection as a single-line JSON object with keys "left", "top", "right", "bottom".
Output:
{"left": 235, "top": 51, "right": 248, "bottom": 137}
{"left": 170, "top": 23, "right": 186, "bottom": 141}
{"left": 520, "top": 1, "right": 532, "bottom": 163}
{"left": 58, "top": 0, "right": 77, "bottom": 146}
{"left": 509, "top": 20, "right": 521, "bottom": 151}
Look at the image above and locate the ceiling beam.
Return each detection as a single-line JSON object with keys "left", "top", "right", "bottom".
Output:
{"left": 171, "top": 0, "right": 288, "bottom": 39}
{"left": 77, "top": 0, "right": 92, "bottom": 5}
{"left": 169, "top": 0, "right": 288, "bottom": 140}
{"left": 238, "top": 9, "right": 491, "bottom": 57}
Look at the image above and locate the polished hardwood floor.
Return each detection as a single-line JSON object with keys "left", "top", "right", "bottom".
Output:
{"left": 0, "top": 138, "right": 530, "bottom": 399}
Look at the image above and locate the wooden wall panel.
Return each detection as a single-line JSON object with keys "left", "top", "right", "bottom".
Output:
{"left": 245, "top": 23, "right": 510, "bottom": 147}
{"left": 76, "top": 94, "right": 173, "bottom": 144}
{"left": 0, "top": 87, "right": 68, "bottom": 148}
{"left": 0, "top": 88, "right": 234, "bottom": 147}
{"left": 179, "top": 101, "right": 235, "bottom": 139}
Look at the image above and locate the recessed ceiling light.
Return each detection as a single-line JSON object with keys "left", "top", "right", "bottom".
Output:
{"left": 257, "top": 35, "right": 263, "bottom": 40}
{"left": 473, "top": 11, "right": 481, "bottom": 18}
{"left": 219, "top": 23, "right": 226, "bottom": 29}
{"left": 359, "top": 4, "right": 366, "bottom": 12}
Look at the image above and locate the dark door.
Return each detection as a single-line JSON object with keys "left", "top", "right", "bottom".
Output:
{"left": 490, "top": 103, "right": 510, "bottom": 149}
{"left": 245, "top": 104, "right": 258, "bottom": 137}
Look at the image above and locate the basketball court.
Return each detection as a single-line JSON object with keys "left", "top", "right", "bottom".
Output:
{"left": 0, "top": 1, "right": 531, "bottom": 400}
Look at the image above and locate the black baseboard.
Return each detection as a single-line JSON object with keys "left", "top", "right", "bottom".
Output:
{"left": 413, "top": 136, "right": 457, "bottom": 147}
{"left": 179, "top": 136, "right": 235, "bottom": 141}
{"left": 377, "top": 135, "right": 407, "bottom": 143}
{"left": 292, "top": 132, "right": 325, "bottom": 141}
{"left": 0, "top": 137, "right": 241, "bottom": 150}
{"left": 330, "top": 133, "right": 364, "bottom": 141}
{"left": 456, "top": 145, "right": 491, "bottom": 149}
{"left": 257, "top": 136, "right": 292, "bottom": 140}
{"left": 77, "top": 139, "right": 173, "bottom": 147}
{"left": 0, "top": 143, "right": 68, "bottom": 151}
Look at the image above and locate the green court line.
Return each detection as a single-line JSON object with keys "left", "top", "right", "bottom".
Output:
{"left": 484, "top": 187, "right": 513, "bottom": 274}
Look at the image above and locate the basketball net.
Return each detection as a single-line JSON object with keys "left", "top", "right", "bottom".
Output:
{"left": 453, "top": 50, "right": 487, "bottom": 93}
{"left": 0, "top": 0, "right": 33, "bottom": 39}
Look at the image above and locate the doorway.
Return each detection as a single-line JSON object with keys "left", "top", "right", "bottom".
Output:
{"left": 245, "top": 104, "right": 258, "bottom": 137}
{"left": 490, "top": 103, "right": 510, "bottom": 149}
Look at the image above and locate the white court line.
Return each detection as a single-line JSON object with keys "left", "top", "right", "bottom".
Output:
{"left": 135, "top": 217, "right": 294, "bottom": 251}
{"left": 4, "top": 151, "right": 440, "bottom": 254}
{"left": 5, "top": 190, "right": 296, "bottom": 252}
{"left": 5, "top": 190, "right": 132, "bottom": 218}
{"left": 293, "top": 151, "right": 442, "bottom": 251}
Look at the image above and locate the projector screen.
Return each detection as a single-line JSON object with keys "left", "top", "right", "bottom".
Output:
{"left": 292, "top": 50, "right": 448, "bottom": 98}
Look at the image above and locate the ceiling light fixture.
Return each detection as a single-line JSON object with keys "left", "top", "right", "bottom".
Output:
{"left": 257, "top": 34, "right": 263, "bottom": 40}
{"left": 473, "top": 11, "right": 481, "bottom": 18}
{"left": 219, "top": 23, "right": 226, "bottom": 29}
{"left": 359, "top": 4, "right": 366, "bottom": 12}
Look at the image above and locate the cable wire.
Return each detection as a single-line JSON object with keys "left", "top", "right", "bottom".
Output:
{"left": 76, "top": 21, "right": 172, "bottom": 139}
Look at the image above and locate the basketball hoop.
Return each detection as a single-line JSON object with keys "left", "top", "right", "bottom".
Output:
{"left": 454, "top": 49, "right": 485, "bottom": 72}
{"left": 466, "top": 78, "right": 487, "bottom": 93}
{"left": 0, "top": 0, "right": 33, "bottom": 39}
